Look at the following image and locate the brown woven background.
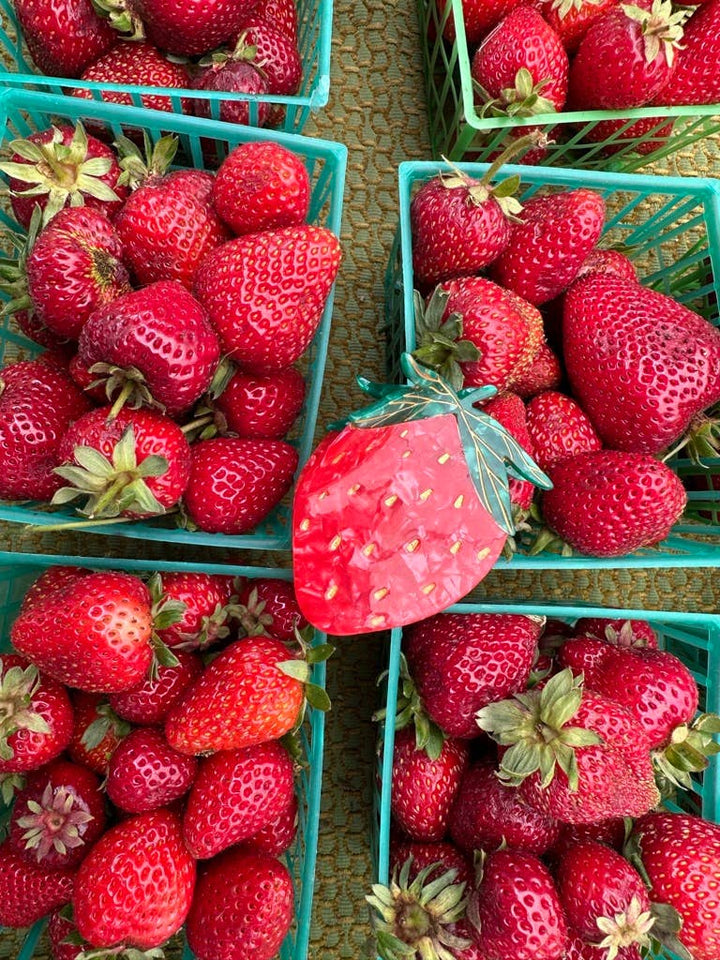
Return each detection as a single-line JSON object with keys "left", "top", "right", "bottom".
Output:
{"left": 2, "top": 0, "right": 720, "bottom": 957}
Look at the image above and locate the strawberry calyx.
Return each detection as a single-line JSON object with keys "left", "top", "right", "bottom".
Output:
{"left": 550, "top": 0, "right": 607, "bottom": 17}
{"left": 663, "top": 411, "right": 720, "bottom": 467}
{"left": 199, "top": 32, "right": 266, "bottom": 75}
{"left": 51, "top": 424, "right": 169, "bottom": 520}
{"left": 621, "top": 0, "right": 688, "bottom": 66}
{"left": 180, "top": 359, "right": 237, "bottom": 443}
{"left": 277, "top": 625, "right": 334, "bottom": 723}
{"left": 476, "top": 669, "right": 601, "bottom": 789}
{"left": 229, "top": 585, "right": 274, "bottom": 638}
{"left": 16, "top": 781, "right": 95, "bottom": 862}
{"left": 411, "top": 287, "right": 480, "bottom": 393}
{"left": 115, "top": 133, "right": 178, "bottom": 192}
{"left": 366, "top": 857, "right": 471, "bottom": 960}
{"left": 0, "top": 658, "right": 51, "bottom": 762}
{"left": 91, "top": 0, "right": 146, "bottom": 39}
{"left": 652, "top": 711, "right": 720, "bottom": 796}
{"left": 78, "top": 946, "right": 165, "bottom": 960}
{"left": 88, "top": 362, "right": 166, "bottom": 419}
{"left": 0, "top": 773, "right": 26, "bottom": 806}
{"left": 374, "top": 652, "right": 446, "bottom": 760}
{"left": 621, "top": 844, "right": 693, "bottom": 960}
{"left": 0, "top": 206, "right": 42, "bottom": 320}
{"left": 477, "top": 68, "right": 557, "bottom": 119}
{"left": 0, "top": 124, "right": 121, "bottom": 227}
{"left": 80, "top": 702, "right": 131, "bottom": 752}
{"left": 592, "top": 895, "right": 656, "bottom": 960}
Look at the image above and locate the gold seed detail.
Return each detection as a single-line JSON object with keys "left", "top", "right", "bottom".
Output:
{"left": 405, "top": 538, "right": 420, "bottom": 553}
{"left": 453, "top": 495, "right": 464, "bottom": 508}
{"left": 438, "top": 453, "right": 450, "bottom": 464}
{"left": 450, "top": 540, "right": 462, "bottom": 555}
{"left": 477, "top": 547, "right": 490, "bottom": 560}
{"left": 329, "top": 535, "right": 342, "bottom": 551}
{"left": 419, "top": 489, "right": 433, "bottom": 501}
{"left": 325, "top": 584, "right": 338, "bottom": 601}
{"left": 347, "top": 484, "right": 360, "bottom": 495}
{"left": 373, "top": 587, "right": 389, "bottom": 601}
{"left": 318, "top": 490, "right": 329, "bottom": 501}
{"left": 362, "top": 542, "right": 377, "bottom": 557}
{"left": 399, "top": 429, "right": 409, "bottom": 438}
{"left": 401, "top": 450, "right": 411, "bottom": 459}
{"left": 384, "top": 494, "right": 398, "bottom": 507}
{"left": 369, "top": 615, "right": 386, "bottom": 628}
{"left": 422, "top": 583, "right": 436, "bottom": 595}
{"left": 299, "top": 518, "right": 310, "bottom": 532}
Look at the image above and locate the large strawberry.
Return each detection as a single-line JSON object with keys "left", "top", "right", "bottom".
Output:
{"left": 292, "top": 355, "right": 550, "bottom": 634}
{"left": 134, "top": 0, "right": 257, "bottom": 56}
{"left": 660, "top": 0, "right": 720, "bottom": 105}
{"left": 14, "top": 0, "right": 116, "bottom": 76}
{"left": 540, "top": 0, "right": 621, "bottom": 53}
{"left": 73, "top": 808, "right": 196, "bottom": 949}
{"left": 193, "top": 225, "right": 341, "bottom": 372}
{"left": 564, "top": 274, "right": 720, "bottom": 456}
{"left": 232, "top": 17, "right": 303, "bottom": 96}
{"left": 106, "top": 726, "right": 198, "bottom": 813}
{"left": 438, "top": 0, "right": 527, "bottom": 45}
{"left": 526, "top": 391, "right": 602, "bottom": 472}
{"left": 149, "top": 572, "right": 236, "bottom": 651}
{"left": 212, "top": 366, "right": 307, "bottom": 440}
{"left": 19, "top": 565, "right": 90, "bottom": 613}
{"left": 74, "top": 42, "right": 192, "bottom": 113}
{"left": 193, "top": 45, "right": 271, "bottom": 127}
{"left": 0, "top": 841, "right": 75, "bottom": 927}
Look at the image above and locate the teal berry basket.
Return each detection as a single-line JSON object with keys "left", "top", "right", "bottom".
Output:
{"left": 417, "top": 0, "right": 720, "bottom": 171}
{"left": 385, "top": 159, "right": 720, "bottom": 568}
{"left": 0, "top": 0, "right": 332, "bottom": 135}
{"left": 0, "top": 87, "right": 347, "bottom": 551}
{"left": 371, "top": 601, "right": 720, "bottom": 959}
{"left": 0, "top": 550, "right": 328, "bottom": 960}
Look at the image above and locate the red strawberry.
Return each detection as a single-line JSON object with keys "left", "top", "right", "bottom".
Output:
{"left": 113, "top": 135, "right": 231, "bottom": 291}
{"left": 484, "top": 392, "right": 536, "bottom": 511}
{"left": 389, "top": 839, "right": 474, "bottom": 889}
{"left": 249, "top": 0, "right": 298, "bottom": 41}
{"left": 186, "top": 848, "right": 294, "bottom": 960}
{"left": 576, "top": 247, "right": 637, "bottom": 282}
{"left": 106, "top": 727, "right": 198, "bottom": 813}
{"left": 19, "top": 565, "right": 90, "bottom": 613}
{"left": 449, "top": 758, "right": 561, "bottom": 856}
{"left": 233, "top": 17, "right": 302, "bottom": 95}
{"left": 67, "top": 693, "right": 130, "bottom": 774}
{"left": 405, "top": 613, "right": 544, "bottom": 739}
{"left": 0, "top": 655, "right": 73, "bottom": 773}
{"left": 470, "top": 848, "right": 568, "bottom": 960}
{"left": 541, "top": 450, "right": 687, "bottom": 557}
{"left": 0, "top": 124, "right": 127, "bottom": 229}
{"left": 109, "top": 649, "right": 203, "bottom": 723}
{"left": 193, "top": 225, "right": 341, "bottom": 372}
{"left": 77, "top": 280, "right": 220, "bottom": 418}
{"left": 165, "top": 634, "right": 306, "bottom": 755}
{"left": 573, "top": 617, "right": 658, "bottom": 649}
{"left": 212, "top": 140, "right": 310, "bottom": 237}
{"left": 243, "top": 790, "right": 298, "bottom": 856}
{"left": 390, "top": 727, "right": 469, "bottom": 841}
{"left": 584, "top": 114, "right": 675, "bottom": 156}
{"left": 628, "top": 811, "right": 720, "bottom": 960}
{"left": 151, "top": 573, "right": 237, "bottom": 651}
{"left": 556, "top": 840, "right": 655, "bottom": 954}
{"left": 26, "top": 206, "right": 130, "bottom": 340}
{"left": 569, "top": 0, "right": 686, "bottom": 109}
{"left": 55, "top": 406, "right": 191, "bottom": 520}
{"left": 660, "top": 0, "right": 720, "bottom": 106}
{"left": 511, "top": 341, "right": 562, "bottom": 399}
{"left": 564, "top": 274, "right": 720, "bottom": 455}
{"left": 11, "top": 572, "right": 155, "bottom": 693}
{"left": 526, "top": 391, "right": 602, "bottom": 472}
{"left": 14, "top": 308, "right": 72, "bottom": 352}
{"left": 0, "top": 356, "right": 92, "bottom": 501}
{"left": 9, "top": 760, "right": 106, "bottom": 869}
{"left": 194, "top": 50, "right": 271, "bottom": 126}
{"left": 438, "top": 0, "right": 527, "bottom": 45}
{"left": 182, "top": 740, "right": 295, "bottom": 858}
{"left": 75, "top": 41, "right": 192, "bottom": 113}
{"left": 491, "top": 189, "right": 606, "bottom": 305}
{"left": 214, "top": 366, "right": 306, "bottom": 440}
{"left": 234, "top": 577, "right": 308, "bottom": 640}
{"left": 134, "top": 0, "right": 257, "bottom": 56}
{"left": 13, "top": 0, "right": 116, "bottom": 76}
{"left": 48, "top": 910, "right": 91, "bottom": 960}
{"left": 549, "top": 817, "right": 627, "bottom": 864}
{"left": 73, "top": 808, "right": 196, "bottom": 949}
{"left": 540, "top": 0, "right": 621, "bottom": 52}
{"left": 182, "top": 437, "right": 298, "bottom": 534}
{"left": 0, "top": 841, "right": 75, "bottom": 927}
{"left": 564, "top": 930, "right": 643, "bottom": 960}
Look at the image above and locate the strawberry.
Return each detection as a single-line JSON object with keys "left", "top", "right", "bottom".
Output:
{"left": 0, "top": 655, "right": 73, "bottom": 773}
{"left": 234, "top": 577, "right": 308, "bottom": 640}
{"left": 26, "top": 206, "right": 130, "bottom": 340}
{"left": 150, "top": 572, "right": 237, "bottom": 651}
{"left": 109, "top": 649, "right": 203, "bottom": 723}
{"left": 212, "top": 140, "right": 310, "bottom": 237}
{"left": 186, "top": 848, "right": 294, "bottom": 960}
{"left": 182, "top": 437, "right": 298, "bottom": 534}
{"left": 250, "top": 0, "right": 298, "bottom": 41}
{"left": 9, "top": 760, "right": 106, "bottom": 869}
{"left": 14, "top": 308, "right": 72, "bottom": 352}
{"left": 0, "top": 356, "right": 92, "bottom": 501}
{"left": 477, "top": 669, "right": 661, "bottom": 823}
{"left": 628, "top": 811, "right": 720, "bottom": 960}
{"left": 526, "top": 391, "right": 602, "bottom": 472}
{"left": 660, "top": 0, "right": 720, "bottom": 106}
{"left": 569, "top": 0, "right": 686, "bottom": 109}
{"left": 471, "top": 7, "right": 569, "bottom": 113}
{"left": 438, "top": 0, "right": 528, "bottom": 45}
{"left": 573, "top": 617, "right": 658, "bottom": 649}
{"left": 541, "top": 450, "right": 687, "bottom": 557}
{"left": 19, "top": 565, "right": 90, "bottom": 613}
{"left": 564, "top": 275, "right": 720, "bottom": 454}
{"left": 556, "top": 840, "right": 655, "bottom": 955}
{"left": 0, "top": 841, "right": 75, "bottom": 927}
{"left": 182, "top": 740, "right": 295, "bottom": 858}
{"left": 449, "top": 758, "right": 561, "bottom": 856}
{"left": 511, "top": 341, "right": 562, "bottom": 399}
{"left": 76, "top": 280, "right": 220, "bottom": 418}
{"left": 54, "top": 406, "right": 192, "bottom": 520}
{"left": 193, "top": 48, "right": 271, "bottom": 126}
{"left": 389, "top": 839, "right": 474, "bottom": 889}
{"left": 491, "top": 188, "right": 606, "bottom": 306}
{"left": 212, "top": 366, "right": 306, "bottom": 440}
{"left": 13, "top": 0, "right": 116, "bottom": 77}
{"left": 113, "top": 135, "right": 231, "bottom": 291}
{"left": 390, "top": 727, "right": 469, "bottom": 841}
{"left": 484, "top": 392, "right": 536, "bottom": 512}
{"left": 470, "top": 848, "right": 568, "bottom": 960}
{"left": 243, "top": 790, "right": 298, "bottom": 856}
{"left": 106, "top": 727, "right": 198, "bottom": 813}
{"left": 11, "top": 571, "right": 156, "bottom": 693}
{"left": 48, "top": 910, "right": 91, "bottom": 960}
{"left": 292, "top": 356, "right": 550, "bottom": 635}
{"left": 0, "top": 124, "right": 127, "bottom": 229}
{"left": 67, "top": 693, "right": 130, "bottom": 774}
{"left": 548, "top": 817, "right": 627, "bottom": 863}
{"left": 405, "top": 613, "right": 544, "bottom": 739}
{"left": 233, "top": 17, "right": 302, "bottom": 95}
{"left": 193, "top": 224, "right": 341, "bottom": 372}
{"left": 165, "top": 634, "right": 309, "bottom": 755}
{"left": 134, "top": 0, "right": 257, "bottom": 56}
{"left": 74, "top": 41, "right": 192, "bottom": 112}
{"left": 583, "top": 114, "right": 675, "bottom": 156}
{"left": 576, "top": 247, "right": 638, "bottom": 282}
{"left": 540, "top": 0, "right": 621, "bottom": 52}
{"left": 73, "top": 808, "right": 196, "bottom": 949}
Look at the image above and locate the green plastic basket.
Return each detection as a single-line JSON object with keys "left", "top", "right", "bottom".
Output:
{"left": 372, "top": 601, "right": 720, "bottom": 959}
{"left": 0, "top": 550, "right": 327, "bottom": 960}
{"left": 417, "top": 0, "right": 720, "bottom": 171}
{"left": 0, "top": 87, "right": 347, "bottom": 551}
{"left": 0, "top": 0, "right": 332, "bottom": 135}
{"left": 385, "top": 159, "right": 720, "bottom": 568}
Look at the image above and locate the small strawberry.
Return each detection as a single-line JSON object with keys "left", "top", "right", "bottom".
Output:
{"left": 48, "top": 909, "right": 91, "bottom": 960}
{"left": 484, "top": 392, "right": 536, "bottom": 512}
{"left": 212, "top": 140, "right": 310, "bottom": 237}
{"left": 234, "top": 577, "right": 308, "bottom": 640}
{"left": 0, "top": 841, "right": 75, "bottom": 927}
{"left": 193, "top": 225, "right": 341, "bottom": 372}
{"left": 232, "top": 17, "right": 302, "bottom": 95}
{"left": 9, "top": 760, "right": 106, "bottom": 869}
{"left": 491, "top": 188, "right": 606, "bottom": 305}
{"left": 106, "top": 727, "right": 198, "bottom": 813}
{"left": 564, "top": 930, "right": 643, "bottom": 960}
{"left": 548, "top": 817, "right": 627, "bottom": 864}
{"left": 389, "top": 839, "right": 474, "bottom": 889}
{"left": 193, "top": 45, "right": 271, "bottom": 126}
{"left": 526, "top": 391, "right": 602, "bottom": 472}
{"left": 660, "top": 0, "right": 720, "bottom": 106}
{"left": 67, "top": 693, "right": 130, "bottom": 774}
{"left": 510, "top": 341, "right": 562, "bottom": 400}
{"left": 573, "top": 617, "right": 658, "bottom": 649}
{"left": 73, "top": 808, "right": 196, "bottom": 949}
{"left": 212, "top": 366, "right": 306, "bottom": 440}
{"left": 249, "top": 0, "right": 298, "bottom": 41}
{"left": 576, "top": 247, "right": 638, "bottom": 282}
{"left": 540, "top": 0, "right": 621, "bottom": 52}
{"left": 13, "top": 0, "right": 116, "bottom": 77}
{"left": 109, "top": 649, "right": 203, "bottom": 723}
{"left": 186, "top": 848, "right": 294, "bottom": 960}
{"left": 182, "top": 740, "right": 295, "bottom": 859}
{"left": 150, "top": 572, "right": 237, "bottom": 651}
{"left": 243, "top": 790, "right": 298, "bottom": 857}
{"left": 0, "top": 655, "right": 74, "bottom": 774}
{"left": 438, "top": 0, "right": 528, "bottom": 45}
{"left": 182, "top": 437, "right": 299, "bottom": 534}
{"left": 134, "top": 0, "right": 257, "bottom": 56}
